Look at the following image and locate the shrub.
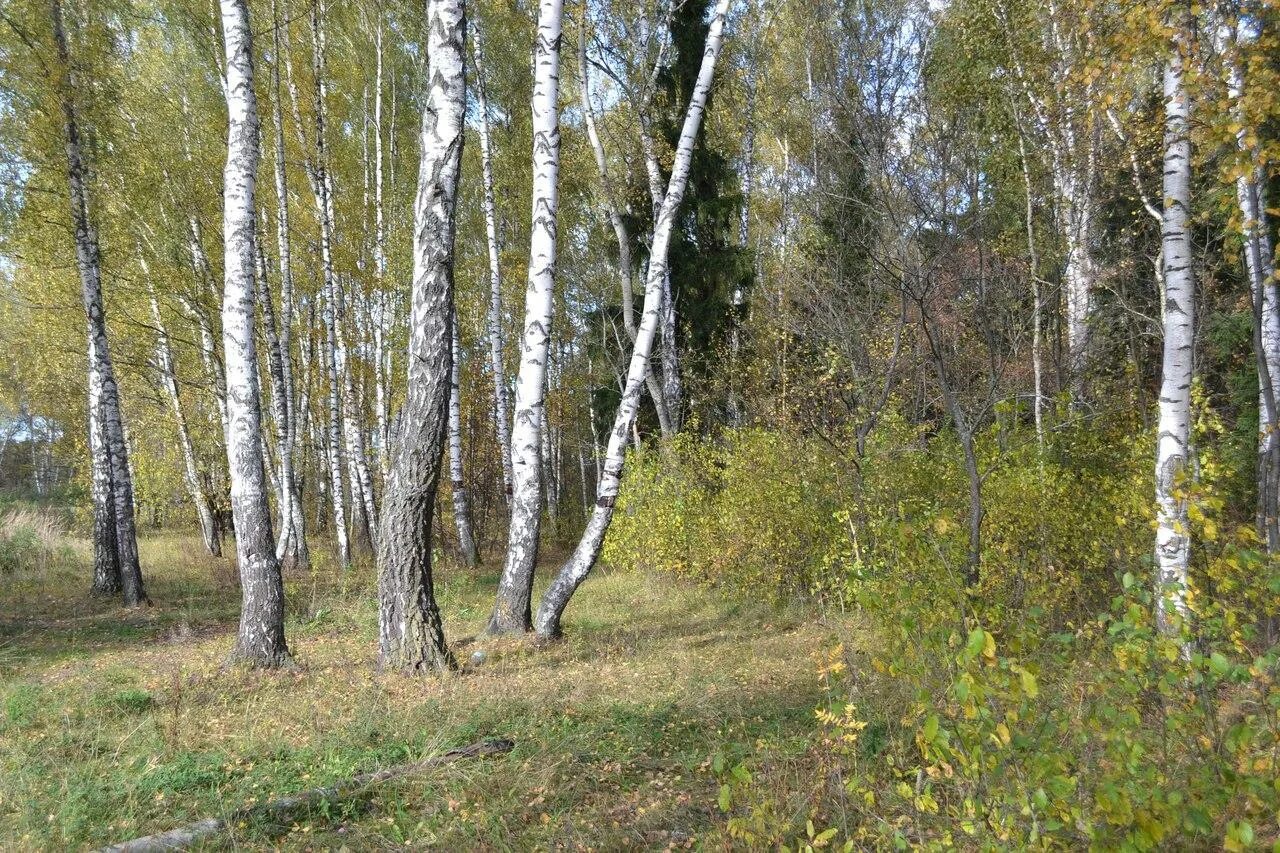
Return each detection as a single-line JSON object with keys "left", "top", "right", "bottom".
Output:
{"left": 693, "top": 411, "right": 1280, "bottom": 850}
{"left": 604, "top": 429, "right": 848, "bottom": 601}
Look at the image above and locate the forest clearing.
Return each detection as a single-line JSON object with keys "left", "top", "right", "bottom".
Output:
{"left": 2, "top": 0, "right": 1280, "bottom": 847}
{"left": 0, "top": 531, "right": 845, "bottom": 849}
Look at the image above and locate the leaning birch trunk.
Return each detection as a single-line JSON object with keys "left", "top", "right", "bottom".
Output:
{"left": 472, "top": 27, "right": 514, "bottom": 503}
{"left": 488, "top": 0, "right": 565, "bottom": 635}
{"left": 535, "top": 0, "right": 732, "bottom": 639}
{"left": 637, "top": 119, "right": 682, "bottom": 436}
{"left": 448, "top": 319, "right": 479, "bottom": 566}
{"left": 576, "top": 3, "right": 671, "bottom": 434}
{"left": 1154, "top": 9, "right": 1195, "bottom": 641}
{"left": 148, "top": 284, "right": 221, "bottom": 557}
{"left": 310, "top": 1, "right": 352, "bottom": 568}
{"left": 375, "top": 0, "right": 463, "bottom": 674}
{"left": 219, "top": 0, "right": 290, "bottom": 667}
{"left": 52, "top": 0, "right": 145, "bottom": 606}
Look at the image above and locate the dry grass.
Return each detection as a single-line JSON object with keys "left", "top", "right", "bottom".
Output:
{"left": 0, "top": 533, "right": 859, "bottom": 850}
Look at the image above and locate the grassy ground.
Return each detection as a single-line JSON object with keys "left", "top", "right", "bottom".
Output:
{"left": 0, "top": 532, "right": 855, "bottom": 850}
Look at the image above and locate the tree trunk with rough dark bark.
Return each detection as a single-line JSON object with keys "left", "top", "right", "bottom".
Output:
{"left": 376, "top": 0, "right": 464, "bottom": 674}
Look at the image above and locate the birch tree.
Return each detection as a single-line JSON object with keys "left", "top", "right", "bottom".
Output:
{"left": 1154, "top": 2, "right": 1195, "bottom": 640}
{"left": 536, "top": 0, "right": 733, "bottom": 639}
{"left": 472, "top": 25, "right": 514, "bottom": 502}
{"left": 219, "top": 0, "right": 290, "bottom": 667}
{"left": 308, "top": 1, "right": 352, "bottom": 567}
{"left": 270, "top": 0, "right": 306, "bottom": 567}
{"left": 375, "top": 0, "right": 464, "bottom": 674}
{"left": 51, "top": 0, "right": 147, "bottom": 606}
{"left": 147, "top": 279, "right": 221, "bottom": 557}
{"left": 1216, "top": 8, "right": 1280, "bottom": 552}
{"left": 449, "top": 318, "right": 479, "bottom": 566}
{"left": 488, "top": 0, "right": 565, "bottom": 635}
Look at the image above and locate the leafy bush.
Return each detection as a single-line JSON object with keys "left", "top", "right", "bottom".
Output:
{"left": 604, "top": 429, "right": 848, "bottom": 601}
{"left": 611, "top": 411, "right": 1280, "bottom": 849}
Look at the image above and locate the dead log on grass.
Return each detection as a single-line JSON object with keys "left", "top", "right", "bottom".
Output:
{"left": 96, "top": 737, "right": 515, "bottom": 852}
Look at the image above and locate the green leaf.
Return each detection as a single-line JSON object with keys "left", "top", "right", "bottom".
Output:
{"left": 963, "top": 628, "right": 985, "bottom": 662}
{"left": 718, "top": 783, "right": 731, "bottom": 812}
{"left": 1019, "top": 668, "right": 1039, "bottom": 698}
{"left": 1209, "top": 651, "right": 1230, "bottom": 677}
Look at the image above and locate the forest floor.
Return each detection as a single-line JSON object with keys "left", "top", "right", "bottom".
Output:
{"left": 0, "top": 533, "right": 857, "bottom": 850}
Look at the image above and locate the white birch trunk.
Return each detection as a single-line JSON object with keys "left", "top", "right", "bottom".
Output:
{"left": 376, "top": 0, "right": 464, "bottom": 674}
{"left": 87, "top": 341, "right": 120, "bottom": 595}
{"left": 270, "top": 0, "right": 307, "bottom": 567}
{"left": 254, "top": 219, "right": 298, "bottom": 563}
{"left": 1016, "top": 131, "right": 1045, "bottom": 443}
{"left": 535, "top": 0, "right": 732, "bottom": 638}
{"left": 1220, "top": 19, "right": 1280, "bottom": 550}
{"left": 309, "top": 3, "right": 351, "bottom": 567}
{"left": 373, "top": 18, "right": 391, "bottom": 484}
{"left": 472, "top": 27, "right": 514, "bottom": 502}
{"left": 148, "top": 282, "right": 221, "bottom": 557}
{"left": 219, "top": 0, "right": 290, "bottom": 667}
{"left": 488, "top": 0, "right": 565, "bottom": 635}
{"left": 52, "top": 0, "right": 146, "bottom": 606}
{"left": 449, "top": 319, "right": 479, "bottom": 566}
{"left": 1154, "top": 13, "right": 1195, "bottom": 640}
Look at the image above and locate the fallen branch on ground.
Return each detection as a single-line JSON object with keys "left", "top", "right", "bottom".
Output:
{"left": 96, "top": 737, "right": 516, "bottom": 852}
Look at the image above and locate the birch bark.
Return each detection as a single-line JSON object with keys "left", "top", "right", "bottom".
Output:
{"left": 271, "top": 0, "right": 306, "bottom": 567}
{"left": 376, "top": 0, "right": 464, "bottom": 674}
{"left": 219, "top": 0, "right": 290, "bottom": 667}
{"left": 1220, "top": 16, "right": 1280, "bottom": 551}
{"left": 449, "top": 318, "right": 479, "bottom": 566}
{"left": 52, "top": 0, "right": 146, "bottom": 605}
{"left": 472, "top": 26, "right": 514, "bottom": 502}
{"left": 254, "top": 222, "right": 297, "bottom": 563}
{"left": 488, "top": 0, "right": 565, "bottom": 635}
{"left": 373, "top": 18, "right": 391, "bottom": 483}
{"left": 87, "top": 352, "right": 120, "bottom": 595}
{"left": 535, "top": 0, "right": 732, "bottom": 639}
{"left": 309, "top": 3, "right": 352, "bottom": 567}
{"left": 1154, "top": 8, "right": 1195, "bottom": 640}
{"left": 148, "top": 281, "right": 221, "bottom": 557}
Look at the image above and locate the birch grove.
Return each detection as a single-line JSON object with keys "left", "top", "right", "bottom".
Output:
{"left": 2, "top": 0, "right": 1278, "bottom": 726}
{"left": 472, "top": 25, "right": 514, "bottom": 502}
